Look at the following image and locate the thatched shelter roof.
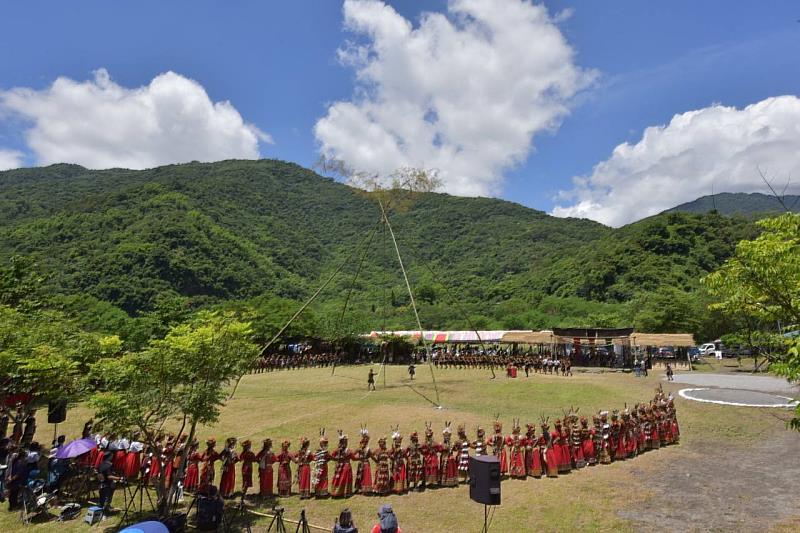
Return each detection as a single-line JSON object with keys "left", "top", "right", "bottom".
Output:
{"left": 630, "top": 333, "right": 695, "bottom": 347}
{"left": 500, "top": 331, "right": 555, "bottom": 344}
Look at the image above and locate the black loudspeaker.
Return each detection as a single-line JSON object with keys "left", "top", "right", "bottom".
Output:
{"left": 469, "top": 455, "right": 501, "bottom": 505}
{"left": 47, "top": 400, "right": 67, "bottom": 424}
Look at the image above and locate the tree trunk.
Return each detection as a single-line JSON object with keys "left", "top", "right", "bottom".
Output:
{"left": 164, "top": 419, "right": 198, "bottom": 516}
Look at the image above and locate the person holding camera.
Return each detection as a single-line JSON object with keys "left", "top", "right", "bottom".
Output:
{"left": 333, "top": 507, "right": 358, "bottom": 533}
{"left": 97, "top": 451, "right": 123, "bottom": 513}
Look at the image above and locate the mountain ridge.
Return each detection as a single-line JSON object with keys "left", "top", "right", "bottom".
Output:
{"left": 0, "top": 159, "right": 765, "bottom": 341}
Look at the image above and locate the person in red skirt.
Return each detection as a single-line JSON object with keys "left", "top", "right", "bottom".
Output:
{"left": 524, "top": 423, "right": 543, "bottom": 478}
{"left": 353, "top": 427, "right": 373, "bottom": 495}
{"left": 276, "top": 440, "right": 293, "bottom": 497}
{"left": 567, "top": 412, "right": 585, "bottom": 469}
{"left": 541, "top": 420, "right": 559, "bottom": 478}
{"left": 622, "top": 408, "right": 638, "bottom": 458}
{"left": 553, "top": 419, "right": 572, "bottom": 473}
{"left": 255, "top": 438, "right": 276, "bottom": 498}
{"left": 312, "top": 431, "right": 331, "bottom": 498}
{"left": 240, "top": 439, "right": 257, "bottom": 497}
{"left": 199, "top": 438, "right": 219, "bottom": 487}
{"left": 371, "top": 436, "right": 391, "bottom": 496}
{"left": 490, "top": 420, "right": 508, "bottom": 477}
{"left": 579, "top": 417, "right": 596, "bottom": 466}
{"left": 506, "top": 419, "right": 526, "bottom": 479}
{"left": 330, "top": 430, "right": 354, "bottom": 498}
{"left": 439, "top": 423, "right": 458, "bottom": 487}
{"left": 124, "top": 440, "right": 144, "bottom": 481}
{"left": 146, "top": 436, "right": 163, "bottom": 484}
{"left": 295, "top": 437, "right": 313, "bottom": 499}
{"left": 422, "top": 423, "right": 439, "bottom": 488}
{"left": 219, "top": 437, "right": 239, "bottom": 498}
{"left": 667, "top": 397, "right": 680, "bottom": 444}
{"left": 111, "top": 436, "right": 128, "bottom": 474}
{"left": 389, "top": 428, "right": 407, "bottom": 494}
{"left": 406, "top": 431, "right": 424, "bottom": 491}
{"left": 183, "top": 441, "right": 201, "bottom": 492}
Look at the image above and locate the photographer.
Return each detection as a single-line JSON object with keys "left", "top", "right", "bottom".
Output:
{"left": 97, "top": 451, "right": 123, "bottom": 513}
{"left": 334, "top": 508, "right": 358, "bottom": 533}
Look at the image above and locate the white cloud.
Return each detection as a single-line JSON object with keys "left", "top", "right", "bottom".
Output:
{"left": 0, "top": 149, "right": 24, "bottom": 170}
{"left": 315, "top": 0, "right": 594, "bottom": 196}
{"left": 0, "top": 69, "right": 270, "bottom": 170}
{"left": 552, "top": 95, "right": 800, "bottom": 226}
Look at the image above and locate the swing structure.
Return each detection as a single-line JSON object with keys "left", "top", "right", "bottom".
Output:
{"left": 248, "top": 169, "right": 497, "bottom": 407}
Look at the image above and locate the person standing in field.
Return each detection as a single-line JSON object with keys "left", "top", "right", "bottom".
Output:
{"left": 665, "top": 363, "right": 674, "bottom": 381}
{"left": 367, "top": 369, "right": 376, "bottom": 391}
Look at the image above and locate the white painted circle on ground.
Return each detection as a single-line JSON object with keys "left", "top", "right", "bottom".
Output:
{"left": 678, "top": 387, "right": 799, "bottom": 408}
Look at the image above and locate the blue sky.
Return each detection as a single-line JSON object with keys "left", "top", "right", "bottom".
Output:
{"left": 1, "top": 1, "right": 798, "bottom": 225}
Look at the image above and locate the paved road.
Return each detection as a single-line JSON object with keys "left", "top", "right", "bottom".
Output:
{"left": 671, "top": 373, "right": 799, "bottom": 394}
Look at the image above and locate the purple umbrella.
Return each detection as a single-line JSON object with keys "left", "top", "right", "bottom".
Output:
{"left": 55, "top": 437, "right": 97, "bottom": 459}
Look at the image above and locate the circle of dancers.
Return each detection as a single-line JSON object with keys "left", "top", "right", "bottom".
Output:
{"left": 77, "top": 387, "right": 678, "bottom": 500}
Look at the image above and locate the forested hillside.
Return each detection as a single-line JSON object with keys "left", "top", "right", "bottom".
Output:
{"left": 0, "top": 160, "right": 764, "bottom": 345}
{"left": 667, "top": 192, "right": 800, "bottom": 217}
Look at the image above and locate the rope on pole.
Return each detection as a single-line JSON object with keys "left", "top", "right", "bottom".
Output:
{"left": 331, "top": 223, "right": 378, "bottom": 376}
{"left": 377, "top": 199, "right": 442, "bottom": 407}
{"left": 257, "top": 217, "right": 383, "bottom": 359}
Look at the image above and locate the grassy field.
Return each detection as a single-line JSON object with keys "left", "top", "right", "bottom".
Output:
{"left": 1, "top": 364, "right": 794, "bottom": 532}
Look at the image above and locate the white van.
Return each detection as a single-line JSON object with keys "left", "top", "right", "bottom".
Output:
{"left": 699, "top": 343, "right": 716, "bottom": 356}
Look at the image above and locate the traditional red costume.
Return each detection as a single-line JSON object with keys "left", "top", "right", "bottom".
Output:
{"left": 524, "top": 424, "right": 543, "bottom": 478}
{"left": 406, "top": 431, "right": 424, "bottom": 490}
{"left": 541, "top": 422, "right": 559, "bottom": 478}
{"left": 371, "top": 437, "right": 391, "bottom": 496}
{"left": 276, "top": 440, "right": 293, "bottom": 497}
{"left": 240, "top": 440, "right": 257, "bottom": 493}
{"left": 219, "top": 437, "right": 239, "bottom": 498}
{"left": 422, "top": 423, "right": 439, "bottom": 487}
{"left": 199, "top": 439, "right": 219, "bottom": 486}
{"left": 124, "top": 441, "right": 144, "bottom": 480}
{"left": 439, "top": 423, "right": 458, "bottom": 487}
{"left": 491, "top": 421, "right": 508, "bottom": 476}
{"left": 312, "top": 432, "right": 330, "bottom": 498}
{"left": 184, "top": 445, "right": 201, "bottom": 492}
{"left": 554, "top": 420, "right": 572, "bottom": 473}
{"left": 506, "top": 419, "right": 526, "bottom": 478}
{"left": 294, "top": 438, "right": 313, "bottom": 499}
{"left": 455, "top": 425, "right": 470, "bottom": 484}
{"left": 330, "top": 431, "right": 354, "bottom": 498}
{"left": 353, "top": 428, "right": 373, "bottom": 495}
{"left": 255, "top": 439, "right": 276, "bottom": 497}
{"left": 390, "top": 429, "right": 407, "bottom": 494}
{"left": 579, "top": 418, "right": 596, "bottom": 465}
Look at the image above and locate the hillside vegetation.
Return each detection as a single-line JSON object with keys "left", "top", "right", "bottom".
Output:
{"left": 0, "top": 160, "right": 761, "bottom": 346}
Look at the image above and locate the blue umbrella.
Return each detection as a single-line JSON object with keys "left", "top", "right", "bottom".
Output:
{"left": 119, "top": 521, "right": 169, "bottom": 533}
{"left": 55, "top": 437, "right": 97, "bottom": 459}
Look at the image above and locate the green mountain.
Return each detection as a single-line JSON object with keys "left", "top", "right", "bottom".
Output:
{"left": 667, "top": 192, "right": 800, "bottom": 217}
{"left": 0, "top": 160, "right": 760, "bottom": 342}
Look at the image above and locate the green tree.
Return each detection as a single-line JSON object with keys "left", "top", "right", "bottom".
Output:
{"left": 0, "top": 306, "right": 99, "bottom": 412}
{"left": 704, "top": 213, "right": 800, "bottom": 427}
{"left": 89, "top": 311, "right": 258, "bottom": 515}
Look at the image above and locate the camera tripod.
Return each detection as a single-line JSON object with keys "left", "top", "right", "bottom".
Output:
{"left": 120, "top": 478, "right": 157, "bottom": 525}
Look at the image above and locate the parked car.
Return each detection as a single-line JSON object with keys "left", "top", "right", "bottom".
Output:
{"left": 657, "top": 346, "right": 675, "bottom": 358}
{"left": 699, "top": 343, "right": 716, "bottom": 356}
{"left": 687, "top": 347, "right": 700, "bottom": 361}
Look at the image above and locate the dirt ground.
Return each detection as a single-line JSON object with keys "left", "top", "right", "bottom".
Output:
{"left": 618, "top": 371, "right": 800, "bottom": 532}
